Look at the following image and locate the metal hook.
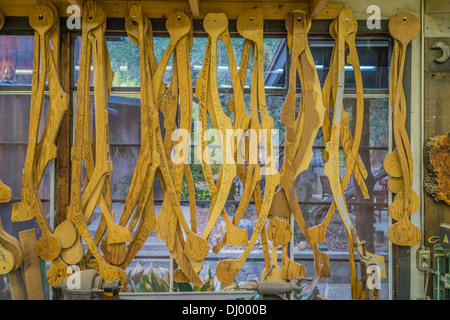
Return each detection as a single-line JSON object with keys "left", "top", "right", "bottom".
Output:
{"left": 431, "top": 42, "right": 450, "bottom": 64}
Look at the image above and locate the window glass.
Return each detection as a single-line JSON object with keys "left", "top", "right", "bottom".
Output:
{"left": 0, "top": 94, "right": 50, "bottom": 246}
{"left": 309, "top": 39, "right": 390, "bottom": 89}
{"left": 0, "top": 36, "right": 34, "bottom": 85}
{"left": 74, "top": 36, "right": 142, "bottom": 87}
{"left": 0, "top": 26, "right": 391, "bottom": 297}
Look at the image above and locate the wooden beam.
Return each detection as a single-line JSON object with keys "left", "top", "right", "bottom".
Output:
{"left": 136, "top": 1, "right": 343, "bottom": 20}
{"left": 55, "top": 31, "right": 71, "bottom": 227}
{"left": 426, "top": 0, "right": 450, "bottom": 13}
{"left": 0, "top": 1, "right": 344, "bottom": 20}
{"left": 19, "top": 229, "right": 44, "bottom": 300}
{"left": 309, "top": 0, "right": 328, "bottom": 19}
{"left": 67, "top": 0, "right": 83, "bottom": 8}
{"left": 0, "top": 0, "right": 80, "bottom": 18}
{"left": 189, "top": 0, "right": 200, "bottom": 18}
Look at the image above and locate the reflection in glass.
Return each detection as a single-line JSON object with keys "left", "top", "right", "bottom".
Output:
{"left": 0, "top": 36, "right": 34, "bottom": 85}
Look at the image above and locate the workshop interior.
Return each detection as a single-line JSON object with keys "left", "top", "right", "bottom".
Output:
{"left": 0, "top": 0, "right": 448, "bottom": 301}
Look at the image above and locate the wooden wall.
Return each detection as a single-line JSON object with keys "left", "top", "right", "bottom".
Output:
{"left": 423, "top": 33, "right": 450, "bottom": 244}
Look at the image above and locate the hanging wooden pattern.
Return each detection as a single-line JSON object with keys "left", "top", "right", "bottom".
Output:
{"left": 0, "top": 181, "right": 16, "bottom": 275}
{"left": 215, "top": 8, "right": 282, "bottom": 286}
{"left": 270, "top": 10, "right": 328, "bottom": 280}
{"left": 386, "top": 13, "right": 421, "bottom": 247}
{"left": 211, "top": 37, "right": 271, "bottom": 272}
{"left": 321, "top": 8, "right": 387, "bottom": 300}
{"left": 196, "top": 13, "right": 248, "bottom": 250}
{"left": 307, "top": 9, "right": 371, "bottom": 289}
{"left": 66, "top": 1, "right": 128, "bottom": 288}
{"left": 122, "top": 10, "right": 203, "bottom": 285}
{"left": 11, "top": 4, "right": 69, "bottom": 262}
{"left": 3, "top": 2, "right": 423, "bottom": 294}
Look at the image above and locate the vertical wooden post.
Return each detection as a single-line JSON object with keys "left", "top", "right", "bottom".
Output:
{"left": 18, "top": 229, "right": 44, "bottom": 300}
{"left": 7, "top": 268, "right": 27, "bottom": 300}
{"left": 355, "top": 99, "right": 375, "bottom": 254}
{"left": 55, "top": 31, "right": 71, "bottom": 226}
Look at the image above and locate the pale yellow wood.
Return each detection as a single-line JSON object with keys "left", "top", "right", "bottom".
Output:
{"left": 267, "top": 214, "right": 305, "bottom": 279}
{"left": 388, "top": 176, "right": 404, "bottom": 194}
{"left": 60, "top": 235, "right": 84, "bottom": 265}
{"left": 216, "top": 8, "right": 280, "bottom": 286}
{"left": 389, "top": 189, "right": 420, "bottom": 222}
{"left": 386, "top": 13, "right": 421, "bottom": 247}
{"left": 54, "top": 217, "right": 78, "bottom": 249}
{"left": 67, "top": 0, "right": 84, "bottom": 8}
{"left": 426, "top": 0, "right": 450, "bottom": 13}
{"left": 0, "top": 242, "right": 15, "bottom": 275}
{"left": 119, "top": 13, "right": 160, "bottom": 264}
{"left": 384, "top": 149, "right": 403, "bottom": 178}
{"left": 267, "top": 216, "right": 291, "bottom": 246}
{"left": 123, "top": 10, "right": 204, "bottom": 284}
{"left": 308, "top": 15, "right": 368, "bottom": 262}
{"left": 212, "top": 36, "right": 270, "bottom": 269}
{"left": 309, "top": 0, "right": 328, "bottom": 18}
{"left": 46, "top": 257, "right": 69, "bottom": 288}
{"left": 189, "top": 0, "right": 200, "bottom": 17}
{"left": 7, "top": 268, "right": 27, "bottom": 300}
{"left": 148, "top": 12, "right": 209, "bottom": 267}
{"left": 173, "top": 268, "right": 191, "bottom": 283}
{"left": 12, "top": 5, "right": 62, "bottom": 262}
{"left": 18, "top": 229, "right": 44, "bottom": 300}
{"left": 12, "top": 6, "right": 54, "bottom": 223}
{"left": 0, "top": 11, "right": 4, "bottom": 30}
{"left": 119, "top": 8, "right": 159, "bottom": 240}
{"left": 281, "top": 234, "right": 305, "bottom": 280}
{"left": 323, "top": 9, "right": 387, "bottom": 284}
{"left": 0, "top": 218, "right": 23, "bottom": 272}
{"left": 277, "top": 10, "right": 328, "bottom": 279}
{"left": 100, "top": 236, "right": 127, "bottom": 265}
{"left": 197, "top": 13, "right": 247, "bottom": 248}
{"left": 10, "top": 2, "right": 67, "bottom": 262}
{"left": 79, "top": 7, "right": 132, "bottom": 245}
{"left": 321, "top": 12, "right": 385, "bottom": 299}
{"left": 261, "top": 246, "right": 282, "bottom": 281}
{"left": 0, "top": 0, "right": 345, "bottom": 20}
{"left": 0, "top": 179, "right": 12, "bottom": 204}
{"left": 67, "top": 1, "right": 127, "bottom": 288}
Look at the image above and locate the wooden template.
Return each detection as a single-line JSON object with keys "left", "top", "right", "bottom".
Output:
{"left": 215, "top": 8, "right": 281, "bottom": 286}
{"left": 67, "top": 1, "right": 127, "bottom": 287}
{"left": 386, "top": 13, "right": 421, "bottom": 247}
{"left": 12, "top": 4, "right": 68, "bottom": 262}
{"left": 19, "top": 229, "right": 44, "bottom": 300}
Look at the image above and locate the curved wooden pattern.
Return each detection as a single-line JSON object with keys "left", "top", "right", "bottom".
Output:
{"left": 386, "top": 13, "right": 421, "bottom": 246}
{"left": 215, "top": 8, "right": 280, "bottom": 286}
{"left": 67, "top": 1, "right": 127, "bottom": 288}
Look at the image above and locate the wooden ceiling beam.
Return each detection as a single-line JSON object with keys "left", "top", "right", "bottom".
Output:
{"left": 189, "top": 0, "right": 200, "bottom": 18}
{"left": 426, "top": 0, "right": 450, "bottom": 13}
{"left": 0, "top": 1, "right": 344, "bottom": 20}
{"left": 67, "top": 0, "right": 83, "bottom": 8}
{"left": 309, "top": 0, "right": 328, "bottom": 19}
